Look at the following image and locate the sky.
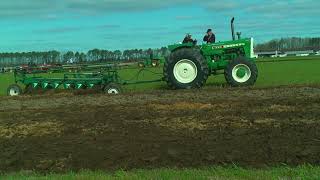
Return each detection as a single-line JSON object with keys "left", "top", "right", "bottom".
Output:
{"left": 0, "top": 0, "right": 319, "bottom": 52}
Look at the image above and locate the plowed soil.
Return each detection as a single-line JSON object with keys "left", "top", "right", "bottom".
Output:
{"left": 0, "top": 85, "right": 320, "bottom": 172}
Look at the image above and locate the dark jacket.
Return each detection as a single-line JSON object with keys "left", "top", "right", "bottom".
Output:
{"left": 183, "top": 36, "right": 194, "bottom": 44}
{"left": 203, "top": 34, "right": 215, "bottom": 43}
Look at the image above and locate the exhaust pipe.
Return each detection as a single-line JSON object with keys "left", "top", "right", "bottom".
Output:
{"left": 231, "top": 17, "right": 235, "bottom": 40}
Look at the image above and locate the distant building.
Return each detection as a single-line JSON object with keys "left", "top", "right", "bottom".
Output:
{"left": 67, "top": 58, "right": 75, "bottom": 64}
{"left": 255, "top": 51, "right": 276, "bottom": 58}
{"left": 255, "top": 51, "right": 283, "bottom": 58}
{"left": 256, "top": 50, "right": 315, "bottom": 58}
{"left": 285, "top": 50, "right": 313, "bottom": 57}
{"left": 278, "top": 54, "right": 287, "bottom": 58}
{"left": 3, "top": 67, "right": 14, "bottom": 73}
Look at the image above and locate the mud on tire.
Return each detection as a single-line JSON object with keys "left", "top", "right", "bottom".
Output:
{"left": 163, "top": 48, "right": 209, "bottom": 89}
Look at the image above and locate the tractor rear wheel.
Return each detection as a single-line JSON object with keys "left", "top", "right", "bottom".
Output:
{"left": 164, "top": 48, "right": 209, "bottom": 89}
{"left": 224, "top": 57, "right": 258, "bottom": 87}
{"left": 7, "top": 84, "right": 22, "bottom": 96}
{"left": 104, "top": 83, "right": 122, "bottom": 94}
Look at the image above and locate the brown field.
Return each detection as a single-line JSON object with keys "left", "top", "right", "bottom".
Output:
{"left": 0, "top": 85, "right": 320, "bottom": 173}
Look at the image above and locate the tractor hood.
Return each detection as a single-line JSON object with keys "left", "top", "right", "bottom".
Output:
{"left": 205, "top": 38, "right": 255, "bottom": 59}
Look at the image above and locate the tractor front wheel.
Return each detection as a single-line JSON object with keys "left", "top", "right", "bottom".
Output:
{"left": 224, "top": 57, "right": 258, "bottom": 87}
{"left": 7, "top": 84, "right": 22, "bottom": 96}
{"left": 164, "top": 48, "right": 209, "bottom": 89}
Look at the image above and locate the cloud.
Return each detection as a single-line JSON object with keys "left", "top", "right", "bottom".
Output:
{"left": 66, "top": 0, "right": 198, "bottom": 12}
{"left": 97, "top": 24, "right": 121, "bottom": 29}
{"left": 245, "top": 0, "right": 320, "bottom": 17}
{"left": 0, "top": 0, "right": 216, "bottom": 18}
{"left": 0, "top": 0, "right": 59, "bottom": 18}
{"left": 1, "top": 0, "right": 318, "bottom": 20}
{"left": 204, "top": 1, "right": 239, "bottom": 12}
{"left": 175, "top": 16, "right": 194, "bottom": 20}
{"left": 35, "top": 24, "right": 121, "bottom": 34}
{"left": 130, "top": 26, "right": 170, "bottom": 31}
{"left": 37, "top": 27, "right": 83, "bottom": 33}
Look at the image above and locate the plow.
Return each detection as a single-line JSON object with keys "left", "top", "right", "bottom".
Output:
{"left": 7, "top": 64, "right": 163, "bottom": 96}
{"left": 7, "top": 17, "right": 258, "bottom": 96}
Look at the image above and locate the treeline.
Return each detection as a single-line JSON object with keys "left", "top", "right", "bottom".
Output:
{"left": 255, "top": 37, "right": 320, "bottom": 52}
{"left": 2, "top": 37, "right": 319, "bottom": 66}
{"left": 0, "top": 47, "right": 169, "bottom": 66}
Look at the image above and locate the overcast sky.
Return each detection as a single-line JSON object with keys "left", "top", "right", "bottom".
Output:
{"left": 0, "top": 0, "right": 319, "bottom": 52}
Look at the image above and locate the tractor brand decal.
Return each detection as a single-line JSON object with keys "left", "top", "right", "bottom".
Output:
{"left": 212, "top": 43, "right": 245, "bottom": 49}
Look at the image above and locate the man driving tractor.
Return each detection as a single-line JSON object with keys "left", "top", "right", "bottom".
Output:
{"left": 203, "top": 28, "right": 215, "bottom": 43}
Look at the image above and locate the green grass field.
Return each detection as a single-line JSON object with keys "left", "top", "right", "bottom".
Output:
{"left": 2, "top": 165, "right": 319, "bottom": 180}
{"left": 1, "top": 57, "right": 320, "bottom": 95}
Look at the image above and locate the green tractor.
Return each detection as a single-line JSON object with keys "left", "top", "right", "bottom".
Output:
{"left": 163, "top": 17, "right": 258, "bottom": 89}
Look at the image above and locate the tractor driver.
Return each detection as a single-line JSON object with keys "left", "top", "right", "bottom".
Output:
{"left": 203, "top": 29, "right": 216, "bottom": 44}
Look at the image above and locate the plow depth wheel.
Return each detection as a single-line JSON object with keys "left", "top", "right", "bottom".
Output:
{"left": 104, "top": 83, "right": 122, "bottom": 94}
{"left": 7, "top": 84, "right": 22, "bottom": 96}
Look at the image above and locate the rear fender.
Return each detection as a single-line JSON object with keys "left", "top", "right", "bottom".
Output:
{"left": 168, "top": 43, "right": 194, "bottom": 52}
